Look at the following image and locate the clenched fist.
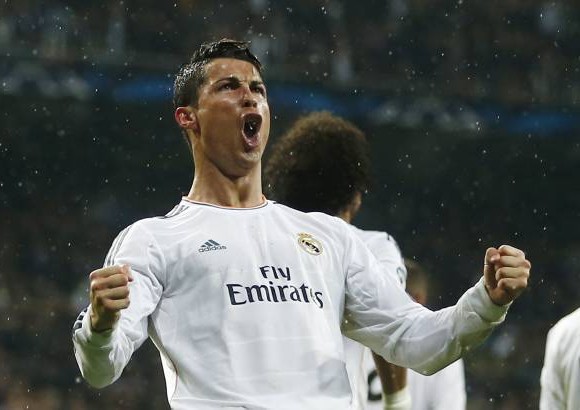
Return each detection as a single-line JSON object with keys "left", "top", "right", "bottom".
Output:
{"left": 89, "top": 264, "right": 133, "bottom": 332}
{"left": 483, "top": 245, "right": 531, "bottom": 306}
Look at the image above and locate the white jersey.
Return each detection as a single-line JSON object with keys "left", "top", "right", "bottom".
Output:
{"left": 540, "top": 308, "right": 580, "bottom": 410}
{"left": 343, "top": 227, "right": 407, "bottom": 410}
{"left": 73, "top": 199, "right": 510, "bottom": 410}
{"left": 364, "top": 351, "right": 465, "bottom": 410}
{"left": 407, "top": 359, "right": 466, "bottom": 410}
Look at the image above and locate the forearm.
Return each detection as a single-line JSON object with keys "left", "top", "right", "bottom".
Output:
{"left": 373, "top": 352, "right": 411, "bottom": 410}
{"left": 394, "top": 278, "right": 508, "bottom": 374}
{"left": 345, "top": 278, "right": 510, "bottom": 375}
{"left": 72, "top": 307, "right": 133, "bottom": 388}
{"left": 372, "top": 351, "right": 406, "bottom": 394}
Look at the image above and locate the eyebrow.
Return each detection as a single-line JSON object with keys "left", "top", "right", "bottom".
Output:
{"left": 213, "top": 77, "right": 265, "bottom": 87}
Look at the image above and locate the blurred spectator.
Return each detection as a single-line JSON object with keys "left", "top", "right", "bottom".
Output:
{"left": 1, "top": 0, "right": 578, "bottom": 105}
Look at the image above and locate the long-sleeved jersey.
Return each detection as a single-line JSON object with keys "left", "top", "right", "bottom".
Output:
{"left": 73, "top": 199, "right": 509, "bottom": 410}
{"left": 540, "top": 307, "right": 580, "bottom": 410}
{"left": 343, "top": 226, "right": 407, "bottom": 410}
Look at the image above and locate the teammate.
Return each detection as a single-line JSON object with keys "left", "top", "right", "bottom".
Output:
{"left": 364, "top": 259, "right": 467, "bottom": 410}
{"left": 72, "top": 39, "right": 531, "bottom": 410}
{"left": 401, "top": 259, "right": 466, "bottom": 410}
{"left": 540, "top": 307, "right": 580, "bottom": 409}
{"left": 264, "top": 111, "right": 411, "bottom": 409}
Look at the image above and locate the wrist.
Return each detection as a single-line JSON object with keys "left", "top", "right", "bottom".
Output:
{"left": 89, "top": 306, "right": 115, "bottom": 333}
{"left": 384, "top": 386, "right": 411, "bottom": 410}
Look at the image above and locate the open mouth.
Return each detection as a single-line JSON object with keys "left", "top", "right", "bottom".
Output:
{"left": 242, "top": 113, "right": 262, "bottom": 147}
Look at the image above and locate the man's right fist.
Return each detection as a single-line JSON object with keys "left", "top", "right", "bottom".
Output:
{"left": 89, "top": 264, "right": 133, "bottom": 332}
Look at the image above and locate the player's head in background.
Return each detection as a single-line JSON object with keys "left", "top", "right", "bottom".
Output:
{"left": 173, "top": 38, "right": 265, "bottom": 153}
{"left": 404, "top": 258, "right": 429, "bottom": 306}
{"left": 264, "top": 111, "right": 371, "bottom": 222}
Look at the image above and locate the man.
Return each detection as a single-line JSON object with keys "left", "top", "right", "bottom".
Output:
{"left": 540, "top": 307, "right": 580, "bottom": 409}
{"left": 72, "top": 39, "right": 531, "bottom": 410}
{"left": 264, "top": 111, "right": 411, "bottom": 409}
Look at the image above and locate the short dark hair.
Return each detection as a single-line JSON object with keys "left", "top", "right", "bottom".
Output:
{"left": 264, "top": 111, "right": 371, "bottom": 215}
{"left": 173, "top": 38, "right": 263, "bottom": 109}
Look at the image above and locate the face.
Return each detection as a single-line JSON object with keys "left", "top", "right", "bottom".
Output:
{"left": 190, "top": 58, "right": 271, "bottom": 178}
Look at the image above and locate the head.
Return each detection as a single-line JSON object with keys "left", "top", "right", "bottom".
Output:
{"left": 404, "top": 258, "right": 429, "bottom": 306}
{"left": 264, "top": 111, "right": 371, "bottom": 220}
{"left": 174, "top": 39, "right": 270, "bottom": 177}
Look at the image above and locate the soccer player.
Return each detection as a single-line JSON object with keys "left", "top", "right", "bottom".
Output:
{"left": 402, "top": 259, "right": 466, "bottom": 410}
{"left": 540, "top": 307, "right": 580, "bottom": 409}
{"left": 264, "top": 111, "right": 411, "bottom": 410}
{"left": 72, "top": 39, "right": 531, "bottom": 410}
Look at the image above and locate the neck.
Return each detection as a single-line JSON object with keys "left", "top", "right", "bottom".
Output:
{"left": 186, "top": 164, "right": 264, "bottom": 208}
{"left": 336, "top": 208, "right": 353, "bottom": 223}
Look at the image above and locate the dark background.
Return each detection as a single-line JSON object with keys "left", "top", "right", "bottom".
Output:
{"left": 1, "top": 1, "right": 579, "bottom": 408}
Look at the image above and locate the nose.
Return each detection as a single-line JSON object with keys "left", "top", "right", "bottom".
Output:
{"left": 241, "top": 85, "right": 257, "bottom": 108}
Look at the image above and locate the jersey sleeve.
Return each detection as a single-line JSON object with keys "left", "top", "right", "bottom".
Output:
{"left": 72, "top": 222, "right": 165, "bottom": 388}
{"left": 540, "top": 326, "right": 566, "bottom": 410}
{"left": 340, "top": 226, "right": 510, "bottom": 375}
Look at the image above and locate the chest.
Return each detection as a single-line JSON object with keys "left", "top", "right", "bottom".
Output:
{"left": 161, "top": 213, "right": 346, "bottom": 308}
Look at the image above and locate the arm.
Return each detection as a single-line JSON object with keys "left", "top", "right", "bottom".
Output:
{"left": 342, "top": 229, "right": 530, "bottom": 375}
{"left": 373, "top": 352, "right": 407, "bottom": 393}
{"left": 372, "top": 352, "right": 411, "bottom": 410}
{"left": 72, "top": 223, "right": 165, "bottom": 388}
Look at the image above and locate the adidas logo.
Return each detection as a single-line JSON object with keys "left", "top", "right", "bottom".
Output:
{"left": 198, "top": 239, "right": 227, "bottom": 253}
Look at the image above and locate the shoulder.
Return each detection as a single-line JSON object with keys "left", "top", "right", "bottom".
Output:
{"left": 349, "top": 226, "right": 396, "bottom": 244}
{"left": 548, "top": 308, "right": 580, "bottom": 342}
{"left": 131, "top": 200, "right": 199, "bottom": 233}
{"left": 270, "top": 203, "right": 356, "bottom": 254}
{"left": 349, "top": 226, "right": 402, "bottom": 257}
{"left": 109, "top": 201, "right": 194, "bottom": 247}
{"left": 271, "top": 202, "right": 348, "bottom": 231}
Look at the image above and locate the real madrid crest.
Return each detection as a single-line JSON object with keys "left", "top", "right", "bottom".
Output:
{"left": 297, "top": 232, "right": 323, "bottom": 255}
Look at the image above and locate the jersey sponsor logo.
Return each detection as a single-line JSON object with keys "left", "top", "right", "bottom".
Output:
{"left": 225, "top": 265, "right": 325, "bottom": 309}
{"left": 297, "top": 232, "right": 323, "bottom": 255}
{"left": 198, "top": 239, "right": 227, "bottom": 252}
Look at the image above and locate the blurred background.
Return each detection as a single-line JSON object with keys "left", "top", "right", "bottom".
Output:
{"left": 1, "top": 0, "right": 579, "bottom": 408}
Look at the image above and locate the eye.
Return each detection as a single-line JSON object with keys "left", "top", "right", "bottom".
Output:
{"left": 252, "top": 85, "right": 266, "bottom": 96}
{"left": 219, "top": 82, "right": 236, "bottom": 91}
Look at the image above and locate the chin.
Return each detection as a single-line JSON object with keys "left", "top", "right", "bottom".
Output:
{"left": 243, "top": 150, "right": 262, "bottom": 164}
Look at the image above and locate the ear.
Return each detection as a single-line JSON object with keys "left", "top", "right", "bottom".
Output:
{"left": 174, "top": 106, "right": 199, "bottom": 134}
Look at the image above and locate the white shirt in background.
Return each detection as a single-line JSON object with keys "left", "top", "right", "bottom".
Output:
{"left": 540, "top": 307, "right": 580, "bottom": 410}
